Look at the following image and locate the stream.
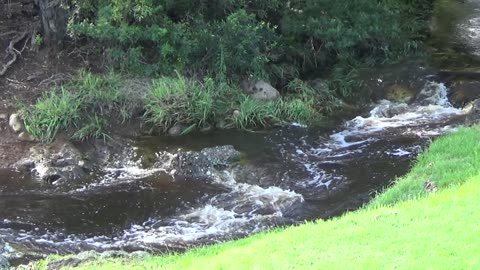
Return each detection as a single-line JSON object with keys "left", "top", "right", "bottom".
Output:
{"left": 1, "top": 0, "right": 480, "bottom": 266}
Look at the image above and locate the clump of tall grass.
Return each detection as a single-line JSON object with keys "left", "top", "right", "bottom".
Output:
{"left": 20, "top": 88, "right": 82, "bottom": 142}
{"left": 144, "top": 76, "right": 216, "bottom": 133}
{"left": 20, "top": 70, "right": 141, "bottom": 142}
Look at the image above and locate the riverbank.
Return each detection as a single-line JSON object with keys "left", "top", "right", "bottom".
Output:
{"left": 34, "top": 125, "right": 480, "bottom": 269}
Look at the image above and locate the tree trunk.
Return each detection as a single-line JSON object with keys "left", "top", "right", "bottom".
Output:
{"left": 37, "top": 0, "right": 68, "bottom": 46}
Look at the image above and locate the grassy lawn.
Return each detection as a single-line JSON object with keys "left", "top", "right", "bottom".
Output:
{"left": 39, "top": 126, "right": 480, "bottom": 270}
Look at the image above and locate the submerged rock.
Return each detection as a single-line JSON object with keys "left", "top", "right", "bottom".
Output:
{"left": 172, "top": 145, "right": 241, "bottom": 179}
{"left": 384, "top": 84, "right": 416, "bottom": 103}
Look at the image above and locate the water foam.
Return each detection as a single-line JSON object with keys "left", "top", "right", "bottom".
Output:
{"left": 291, "top": 82, "right": 463, "bottom": 189}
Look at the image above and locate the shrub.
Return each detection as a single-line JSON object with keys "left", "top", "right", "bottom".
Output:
{"left": 66, "top": 0, "right": 428, "bottom": 94}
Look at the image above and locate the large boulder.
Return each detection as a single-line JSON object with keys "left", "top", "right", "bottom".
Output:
{"left": 384, "top": 84, "right": 417, "bottom": 103}
{"left": 448, "top": 80, "right": 480, "bottom": 107}
{"left": 360, "top": 61, "right": 431, "bottom": 103}
{"left": 15, "top": 142, "right": 91, "bottom": 184}
{"left": 242, "top": 80, "right": 280, "bottom": 101}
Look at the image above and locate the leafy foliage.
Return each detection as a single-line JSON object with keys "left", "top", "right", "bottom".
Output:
{"left": 66, "top": 0, "right": 429, "bottom": 93}
{"left": 25, "top": 0, "right": 432, "bottom": 139}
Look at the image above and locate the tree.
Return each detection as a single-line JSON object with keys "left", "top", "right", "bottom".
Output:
{"left": 36, "top": 0, "right": 68, "bottom": 45}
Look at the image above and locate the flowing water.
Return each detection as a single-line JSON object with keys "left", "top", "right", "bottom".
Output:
{"left": 2, "top": 0, "right": 480, "bottom": 264}
{"left": 0, "top": 82, "right": 466, "bottom": 263}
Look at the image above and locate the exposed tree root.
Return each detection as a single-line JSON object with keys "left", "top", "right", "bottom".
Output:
{"left": 0, "top": 31, "right": 27, "bottom": 77}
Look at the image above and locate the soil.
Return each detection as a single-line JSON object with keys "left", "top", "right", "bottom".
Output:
{"left": 0, "top": 0, "right": 103, "bottom": 168}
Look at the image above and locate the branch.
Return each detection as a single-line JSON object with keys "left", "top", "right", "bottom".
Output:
{"left": 0, "top": 31, "right": 27, "bottom": 77}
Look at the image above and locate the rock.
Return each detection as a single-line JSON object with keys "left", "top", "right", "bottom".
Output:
{"left": 15, "top": 142, "right": 91, "bottom": 184}
{"left": 18, "top": 132, "right": 36, "bottom": 142}
{"left": 8, "top": 113, "right": 23, "bottom": 133}
{"left": 216, "top": 120, "right": 229, "bottom": 130}
{"left": 168, "top": 123, "right": 185, "bottom": 136}
{"left": 172, "top": 145, "right": 241, "bottom": 179}
{"left": 48, "top": 258, "right": 82, "bottom": 270}
{"left": 200, "top": 145, "right": 241, "bottom": 168}
{"left": 0, "top": 113, "right": 8, "bottom": 121}
{"left": 361, "top": 62, "right": 431, "bottom": 103}
{"left": 199, "top": 124, "right": 214, "bottom": 133}
{"left": 384, "top": 84, "right": 416, "bottom": 103}
{"left": 462, "top": 98, "right": 480, "bottom": 114}
{"left": 128, "top": 251, "right": 151, "bottom": 259}
{"left": 424, "top": 180, "right": 438, "bottom": 193}
{"left": 0, "top": 256, "right": 9, "bottom": 270}
{"left": 372, "top": 102, "right": 409, "bottom": 118}
{"left": 242, "top": 80, "right": 280, "bottom": 101}
{"left": 99, "top": 250, "right": 129, "bottom": 259}
{"left": 449, "top": 80, "right": 480, "bottom": 107}
{"left": 232, "top": 110, "right": 240, "bottom": 118}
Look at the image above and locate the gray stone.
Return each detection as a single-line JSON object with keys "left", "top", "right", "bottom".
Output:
{"left": 200, "top": 145, "right": 241, "bottom": 167}
{"left": 8, "top": 113, "right": 23, "bottom": 133}
{"left": 47, "top": 258, "right": 82, "bottom": 270}
{"left": 242, "top": 79, "right": 280, "bottom": 101}
{"left": 99, "top": 250, "right": 129, "bottom": 259}
{"left": 0, "top": 113, "right": 8, "bottom": 121}
{"left": 449, "top": 81, "right": 480, "bottom": 107}
{"left": 0, "top": 256, "right": 9, "bottom": 270}
{"left": 250, "top": 81, "right": 280, "bottom": 101}
{"left": 128, "top": 251, "right": 151, "bottom": 259}
{"left": 18, "top": 132, "right": 36, "bottom": 142}
{"left": 462, "top": 98, "right": 480, "bottom": 114}
{"left": 168, "top": 123, "right": 185, "bottom": 136}
{"left": 17, "top": 143, "right": 91, "bottom": 184}
{"left": 172, "top": 145, "right": 241, "bottom": 179}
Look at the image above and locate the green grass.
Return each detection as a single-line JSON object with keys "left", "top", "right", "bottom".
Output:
{"left": 144, "top": 76, "right": 325, "bottom": 133}
{"left": 22, "top": 71, "right": 326, "bottom": 141}
{"left": 19, "top": 70, "right": 142, "bottom": 142}
{"left": 37, "top": 126, "right": 480, "bottom": 269}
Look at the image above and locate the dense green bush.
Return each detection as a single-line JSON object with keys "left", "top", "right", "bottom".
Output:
{"left": 66, "top": 0, "right": 430, "bottom": 93}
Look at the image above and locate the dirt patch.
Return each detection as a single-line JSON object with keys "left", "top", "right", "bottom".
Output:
{"left": 0, "top": 0, "right": 105, "bottom": 168}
